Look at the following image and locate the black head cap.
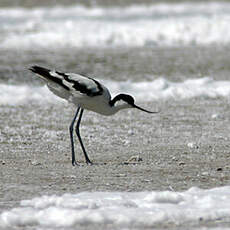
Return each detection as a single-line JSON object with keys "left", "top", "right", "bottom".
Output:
{"left": 110, "top": 94, "right": 134, "bottom": 106}
{"left": 110, "top": 93, "right": 158, "bottom": 114}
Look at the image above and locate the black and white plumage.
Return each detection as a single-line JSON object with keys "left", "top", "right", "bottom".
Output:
{"left": 29, "top": 65, "right": 157, "bottom": 166}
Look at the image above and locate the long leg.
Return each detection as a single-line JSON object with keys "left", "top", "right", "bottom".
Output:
{"left": 75, "top": 108, "right": 92, "bottom": 165}
{"left": 69, "top": 107, "right": 80, "bottom": 166}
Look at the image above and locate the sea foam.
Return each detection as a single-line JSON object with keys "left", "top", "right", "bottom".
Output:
{"left": 1, "top": 77, "right": 230, "bottom": 106}
{"left": 1, "top": 186, "right": 230, "bottom": 228}
{"left": 1, "top": 2, "right": 230, "bottom": 49}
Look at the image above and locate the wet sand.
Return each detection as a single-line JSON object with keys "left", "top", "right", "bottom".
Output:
{"left": 1, "top": 96, "right": 230, "bottom": 228}
{"left": 1, "top": 45, "right": 230, "bottom": 85}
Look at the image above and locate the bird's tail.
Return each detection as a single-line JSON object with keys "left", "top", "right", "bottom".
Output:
{"left": 29, "top": 65, "right": 53, "bottom": 81}
{"left": 29, "top": 65, "right": 70, "bottom": 91}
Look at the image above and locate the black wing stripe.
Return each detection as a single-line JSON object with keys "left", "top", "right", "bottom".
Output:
{"left": 57, "top": 71, "right": 103, "bottom": 97}
{"left": 29, "top": 66, "right": 70, "bottom": 91}
{"left": 30, "top": 66, "right": 104, "bottom": 97}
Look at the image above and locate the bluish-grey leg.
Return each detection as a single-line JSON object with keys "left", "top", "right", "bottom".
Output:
{"left": 69, "top": 107, "right": 80, "bottom": 166}
{"left": 75, "top": 108, "right": 92, "bottom": 165}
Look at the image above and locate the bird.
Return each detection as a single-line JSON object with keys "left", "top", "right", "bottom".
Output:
{"left": 29, "top": 65, "right": 158, "bottom": 166}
